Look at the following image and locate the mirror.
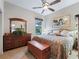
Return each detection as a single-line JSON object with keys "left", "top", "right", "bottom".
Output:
{"left": 9, "top": 18, "right": 27, "bottom": 33}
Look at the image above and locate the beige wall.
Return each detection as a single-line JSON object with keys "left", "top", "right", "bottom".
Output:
{"left": 0, "top": 0, "right": 3, "bottom": 55}
{"left": 0, "top": 0, "right": 2, "bottom": 10}
{"left": 4, "top": 2, "right": 45, "bottom": 35}
{"left": 0, "top": 14, "right": 3, "bottom": 55}
{"left": 45, "top": 2, "right": 79, "bottom": 30}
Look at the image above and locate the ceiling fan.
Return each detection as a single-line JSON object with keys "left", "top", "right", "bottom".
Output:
{"left": 32, "top": 0, "right": 61, "bottom": 14}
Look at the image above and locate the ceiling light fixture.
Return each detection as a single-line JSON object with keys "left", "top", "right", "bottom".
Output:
{"left": 43, "top": 6, "right": 48, "bottom": 9}
{"left": 43, "top": 3, "right": 49, "bottom": 9}
{"left": 32, "top": 0, "right": 61, "bottom": 14}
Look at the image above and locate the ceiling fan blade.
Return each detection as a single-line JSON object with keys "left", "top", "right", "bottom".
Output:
{"left": 32, "top": 7, "right": 42, "bottom": 9}
{"left": 50, "top": 0, "right": 61, "bottom": 5}
{"left": 41, "top": 0, "right": 46, "bottom": 4}
{"left": 48, "top": 8, "right": 55, "bottom": 12}
{"left": 41, "top": 9, "right": 45, "bottom": 14}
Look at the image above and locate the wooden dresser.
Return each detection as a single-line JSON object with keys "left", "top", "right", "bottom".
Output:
{"left": 28, "top": 40, "right": 50, "bottom": 59}
{"left": 3, "top": 33, "right": 31, "bottom": 51}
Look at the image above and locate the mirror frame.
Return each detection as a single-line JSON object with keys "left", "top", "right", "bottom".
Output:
{"left": 9, "top": 18, "right": 27, "bottom": 33}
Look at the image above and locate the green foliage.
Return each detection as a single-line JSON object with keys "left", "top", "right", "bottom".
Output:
{"left": 13, "top": 28, "right": 26, "bottom": 36}
{"left": 15, "top": 28, "right": 24, "bottom": 31}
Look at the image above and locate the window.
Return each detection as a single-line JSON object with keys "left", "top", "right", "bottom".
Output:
{"left": 35, "top": 18, "right": 43, "bottom": 35}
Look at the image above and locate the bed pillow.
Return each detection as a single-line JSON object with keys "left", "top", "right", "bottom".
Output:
{"left": 55, "top": 32, "right": 61, "bottom": 36}
{"left": 67, "top": 32, "right": 74, "bottom": 37}
{"left": 54, "top": 30, "right": 61, "bottom": 36}
{"left": 60, "top": 30, "right": 69, "bottom": 36}
{"left": 67, "top": 30, "right": 78, "bottom": 37}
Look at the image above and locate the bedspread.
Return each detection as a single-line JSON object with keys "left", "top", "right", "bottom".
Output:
{"left": 32, "top": 36, "right": 67, "bottom": 59}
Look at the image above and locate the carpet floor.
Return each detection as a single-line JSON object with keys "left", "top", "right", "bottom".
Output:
{"left": 0, "top": 46, "right": 78, "bottom": 59}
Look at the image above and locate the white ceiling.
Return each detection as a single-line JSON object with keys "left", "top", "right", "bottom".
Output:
{"left": 5, "top": 0, "right": 79, "bottom": 16}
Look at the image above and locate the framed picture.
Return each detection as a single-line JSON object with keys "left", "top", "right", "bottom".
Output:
{"left": 52, "top": 15, "right": 71, "bottom": 30}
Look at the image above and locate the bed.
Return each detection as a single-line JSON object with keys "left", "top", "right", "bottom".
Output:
{"left": 32, "top": 30, "right": 76, "bottom": 59}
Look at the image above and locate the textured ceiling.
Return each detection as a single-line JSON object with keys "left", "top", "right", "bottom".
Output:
{"left": 5, "top": 0, "right": 79, "bottom": 16}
